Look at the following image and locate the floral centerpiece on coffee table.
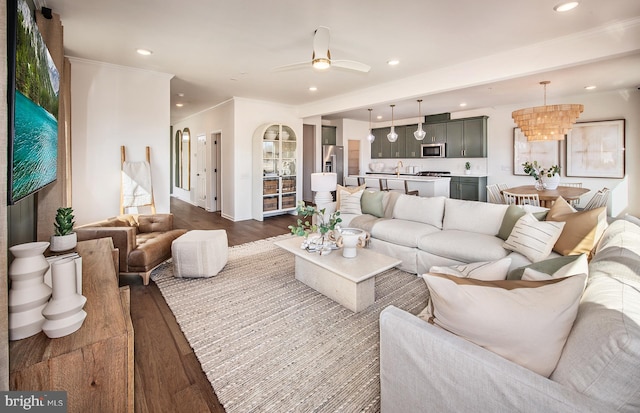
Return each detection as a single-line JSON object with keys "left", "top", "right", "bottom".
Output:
{"left": 288, "top": 201, "right": 342, "bottom": 253}
{"left": 522, "top": 161, "right": 561, "bottom": 190}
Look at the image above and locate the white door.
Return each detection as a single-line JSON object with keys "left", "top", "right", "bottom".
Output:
{"left": 196, "top": 134, "right": 207, "bottom": 208}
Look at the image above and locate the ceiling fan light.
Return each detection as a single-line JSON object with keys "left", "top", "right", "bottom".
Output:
{"left": 312, "top": 58, "right": 331, "bottom": 70}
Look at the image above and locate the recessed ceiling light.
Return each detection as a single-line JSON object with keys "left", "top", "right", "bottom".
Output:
{"left": 376, "top": 115, "right": 383, "bottom": 120}
{"left": 553, "top": 2, "right": 579, "bottom": 12}
{"left": 309, "top": 86, "right": 317, "bottom": 91}
{"left": 136, "top": 48, "right": 152, "bottom": 56}
{"left": 387, "top": 59, "right": 400, "bottom": 66}
{"left": 175, "top": 103, "right": 184, "bottom": 107}
{"left": 177, "top": 93, "right": 185, "bottom": 97}
{"left": 459, "top": 102, "right": 467, "bottom": 107}
{"left": 584, "top": 85, "right": 597, "bottom": 90}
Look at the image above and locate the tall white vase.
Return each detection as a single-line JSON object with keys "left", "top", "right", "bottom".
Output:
{"left": 42, "top": 257, "right": 87, "bottom": 339}
{"left": 336, "top": 228, "right": 367, "bottom": 258}
{"left": 8, "top": 242, "right": 52, "bottom": 340}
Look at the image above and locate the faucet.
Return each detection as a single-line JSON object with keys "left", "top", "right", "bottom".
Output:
{"left": 396, "top": 161, "right": 403, "bottom": 177}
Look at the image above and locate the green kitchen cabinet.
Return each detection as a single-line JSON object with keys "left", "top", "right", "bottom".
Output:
{"left": 322, "top": 125, "right": 337, "bottom": 145}
{"left": 371, "top": 127, "right": 389, "bottom": 159}
{"left": 446, "top": 116, "right": 488, "bottom": 158}
{"left": 449, "top": 176, "right": 487, "bottom": 202}
{"left": 424, "top": 122, "right": 447, "bottom": 144}
{"left": 404, "top": 124, "right": 422, "bottom": 158}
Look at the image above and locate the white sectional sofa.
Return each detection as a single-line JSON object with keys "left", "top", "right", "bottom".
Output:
{"left": 379, "top": 218, "right": 640, "bottom": 413}
{"left": 331, "top": 190, "right": 555, "bottom": 274}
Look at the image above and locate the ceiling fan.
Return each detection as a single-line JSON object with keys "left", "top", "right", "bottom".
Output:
{"left": 274, "top": 26, "right": 371, "bottom": 73}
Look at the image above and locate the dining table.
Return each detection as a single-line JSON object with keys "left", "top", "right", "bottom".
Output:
{"left": 503, "top": 185, "right": 590, "bottom": 208}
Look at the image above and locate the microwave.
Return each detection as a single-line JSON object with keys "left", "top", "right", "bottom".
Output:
{"left": 421, "top": 143, "right": 446, "bottom": 158}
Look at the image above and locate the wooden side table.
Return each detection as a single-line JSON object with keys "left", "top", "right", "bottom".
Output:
{"left": 10, "top": 238, "right": 134, "bottom": 413}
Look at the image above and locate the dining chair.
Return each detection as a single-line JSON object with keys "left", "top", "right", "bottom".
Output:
{"left": 497, "top": 183, "right": 509, "bottom": 192}
{"left": 559, "top": 182, "right": 583, "bottom": 207}
{"left": 503, "top": 191, "right": 540, "bottom": 207}
{"left": 343, "top": 176, "right": 359, "bottom": 187}
{"left": 486, "top": 184, "right": 504, "bottom": 204}
{"left": 379, "top": 178, "right": 389, "bottom": 191}
{"left": 582, "top": 188, "right": 610, "bottom": 211}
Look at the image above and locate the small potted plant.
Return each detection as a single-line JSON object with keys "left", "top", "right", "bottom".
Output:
{"left": 50, "top": 207, "right": 77, "bottom": 252}
{"left": 288, "top": 201, "right": 342, "bottom": 254}
{"left": 464, "top": 161, "right": 471, "bottom": 175}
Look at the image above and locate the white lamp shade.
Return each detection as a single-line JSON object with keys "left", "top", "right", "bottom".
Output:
{"left": 311, "top": 173, "right": 337, "bottom": 192}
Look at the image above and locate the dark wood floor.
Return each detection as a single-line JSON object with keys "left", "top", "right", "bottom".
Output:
{"left": 120, "top": 197, "right": 298, "bottom": 413}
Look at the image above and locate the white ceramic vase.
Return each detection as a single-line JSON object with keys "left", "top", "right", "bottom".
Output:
{"left": 50, "top": 232, "right": 77, "bottom": 252}
{"left": 336, "top": 228, "right": 367, "bottom": 258}
{"left": 8, "top": 241, "right": 52, "bottom": 340}
{"left": 42, "top": 257, "right": 87, "bottom": 339}
{"left": 544, "top": 173, "right": 560, "bottom": 190}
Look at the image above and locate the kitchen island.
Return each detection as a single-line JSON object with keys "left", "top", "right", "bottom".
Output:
{"left": 350, "top": 174, "right": 450, "bottom": 197}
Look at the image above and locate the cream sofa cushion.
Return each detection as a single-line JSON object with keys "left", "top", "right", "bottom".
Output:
{"left": 428, "top": 257, "right": 512, "bottom": 281}
{"left": 372, "top": 219, "right": 440, "bottom": 248}
{"left": 443, "top": 198, "right": 509, "bottom": 236}
{"left": 393, "top": 195, "right": 446, "bottom": 229}
{"left": 422, "top": 272, "right": 586, "bottom": 377}
{"left": 418, "top": 230, "right": 509, "bottom": 262}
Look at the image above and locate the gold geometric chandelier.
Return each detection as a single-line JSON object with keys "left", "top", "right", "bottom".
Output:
{"left": 512, "top": 81, "right": 584, "bottom": 141}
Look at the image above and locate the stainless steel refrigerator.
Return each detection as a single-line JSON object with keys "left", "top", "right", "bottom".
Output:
{"left": 322, "top": 145, "right": 344, "bottom": 187}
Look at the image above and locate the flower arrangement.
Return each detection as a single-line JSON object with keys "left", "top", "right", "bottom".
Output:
{"left": 288, "top": 201, "right": 342, "bottom": 238}
{"left": 522, "top": 161, "right": 560, "bottom": 181}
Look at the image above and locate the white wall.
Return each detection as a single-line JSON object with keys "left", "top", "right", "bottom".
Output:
{"left": 172, "top": 99, "right": 234, "bottom": 212}
{"left": 484, "top": 89, "right": 640, "bottom": 217}
{"left": 172, "top": 97, "right": 302, "bottom": 221}
{"left": 69, "top": 58, "right": 173, "bottom": 225}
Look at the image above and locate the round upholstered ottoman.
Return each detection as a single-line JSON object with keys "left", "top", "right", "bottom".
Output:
{"left": 171, "top": 230, "right": 228, "bottom": 278}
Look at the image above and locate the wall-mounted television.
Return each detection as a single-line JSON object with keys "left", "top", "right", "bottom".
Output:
{"left": 7, "top": 0, "right": 60, "bottom": 204}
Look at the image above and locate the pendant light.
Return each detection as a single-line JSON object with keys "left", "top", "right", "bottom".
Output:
{"left": 387, "top": 104, "right": 398, "bottom": 143}
{"left": 366, "top": 109, "right": 375, "bottom": 143}
{"left": 413, "top": 99, "right": 426, "bottom": 140}
{"left": 512, "top": 81, "right": 584, "bottom": 141}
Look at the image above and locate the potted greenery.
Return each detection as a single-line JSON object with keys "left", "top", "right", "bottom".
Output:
{"left": 464, "top": 161, "right": 471, "bottom": 175}
{"left": 50, "top": 207, "right": 77, "bottom": 252}
{"left": 522, "top": 161, "right": 561, "bottom": 190}
{"left": 288, "top": 201, "right": 342, "bottom": 254}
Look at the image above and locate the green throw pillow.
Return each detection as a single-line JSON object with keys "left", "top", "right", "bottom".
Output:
{"left": 361, "top": 190, "right": 385, "bottom": 218}
{"left": 507, "top": 255, "right": 583, "bottom": 280}
{"left": 498, "top": 204, "right": 548, "bottom": 240}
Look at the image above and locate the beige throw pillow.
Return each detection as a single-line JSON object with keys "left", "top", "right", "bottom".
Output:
{"left": 422, "top": 272, "right": 586, "bottom": 377}
{"left": 428, "top": 257, "right": 512, "bottom": 281}
{"left": 503, "top": 213, "right": 565, "bottom": 262}
{"left": 335, "top": 184, "right": 364, "bottom": 214}
{"left": 546, "top": 196, "right": 608, "bottom": 256}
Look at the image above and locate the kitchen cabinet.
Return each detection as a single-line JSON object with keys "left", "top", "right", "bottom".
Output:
{"left": 404, "top": 124, "right": 422, "bottom": 158}
{"left": 253, "top": 124, "right": 299, "bottom": 221}
{"left": 450, "top": 176, "right": 487, "bottom": 202}
{"left": 371, "top": 127, "right": 389, "bottom": 159}
{"left": 322, "top": 125, "right": 337, "bottom": 145}
{"left": 370, "top": 115, "right": 487, "bottom": 159}
{"left": 446, "top": 116, "right": 488, "bottom": 158}
{"left": 424, "top": 122, "right": 447, "bottom": 144}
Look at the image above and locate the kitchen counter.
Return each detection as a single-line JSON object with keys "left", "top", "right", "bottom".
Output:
{"left": 352, "top": 174, "right": 450, "bottom": 197}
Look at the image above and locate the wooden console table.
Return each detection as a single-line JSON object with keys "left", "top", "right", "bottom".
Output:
{"left": 9, "top": 238, "right": 134, "bottom": 413}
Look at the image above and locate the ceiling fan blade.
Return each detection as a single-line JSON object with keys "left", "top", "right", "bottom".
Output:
{"left": 331, "top": 60, "right": 371, "bottom": 73}
{"left": 313, "top": 26, "right": 331, "bottom": 60}
{"left": 272, "top": 61, "right": 311, "bottom": 71}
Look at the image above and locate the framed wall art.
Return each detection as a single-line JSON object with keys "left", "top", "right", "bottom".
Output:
{"left": 566, "top": 119, "right": 625, "bottom": 178}
{"left": 513, "top": 128, "right": 560, "bottom": 175}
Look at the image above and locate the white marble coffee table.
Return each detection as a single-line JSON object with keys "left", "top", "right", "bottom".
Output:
{"left": 275, "top": 236, "right": 402, "bottom": 312}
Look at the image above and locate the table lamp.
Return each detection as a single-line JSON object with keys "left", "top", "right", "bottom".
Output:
{"left": 311, "top": 172, "right": 337, "bottom": 206}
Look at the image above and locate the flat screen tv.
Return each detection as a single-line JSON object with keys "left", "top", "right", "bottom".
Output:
{"left": 7, "top": 0, "right": 60, "bottom": 204}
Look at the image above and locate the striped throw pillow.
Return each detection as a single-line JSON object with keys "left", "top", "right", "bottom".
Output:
{"left": 503, "top": 213, "right": 565, "bottom": 262}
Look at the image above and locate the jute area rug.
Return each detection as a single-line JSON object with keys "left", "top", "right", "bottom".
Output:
{"left": 151, "top": 235, "right": 428, "bottom": 413}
